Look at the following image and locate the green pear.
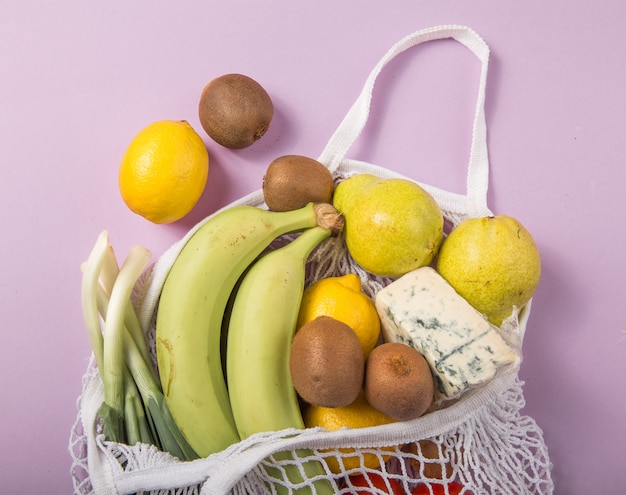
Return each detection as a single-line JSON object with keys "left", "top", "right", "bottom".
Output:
{"left": 333, "top": 174, "right": 380, "bottom": 213}
{"left": 436, "top": 215, "right": 541, "bottom": 326}
{"left": 333, "top": 174, "right": 443, "bottom": 278}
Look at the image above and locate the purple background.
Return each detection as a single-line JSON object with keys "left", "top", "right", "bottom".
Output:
{"left": 2, "top": 2, "right": 625, "bottom": 493}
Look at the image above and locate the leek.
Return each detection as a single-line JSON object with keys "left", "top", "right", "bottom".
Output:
{"left": 93, "top": 282, "right": 156, "bottom": 447}
{"left": 80, "top": 230, "right": 109, "bottom": 375}
{"left": 101, "top": 245, "right": 151, "bottom": 441}
{"left": 100, "top": 246, "right": 154, "bottom": 373}
{"left": 80, "top": 230, "right": 124, "bottom": 442}
{"left": 122, "top": 330, "right": 198, "bottom": 460}
{"left": 124, "top": 377, "right": 155, "bottom": 447}
{"left": 81, "top": 230, "right": 198, "bottom": 460}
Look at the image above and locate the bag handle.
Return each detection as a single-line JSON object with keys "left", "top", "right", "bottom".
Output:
{"left": 317, "top": 24, "right": 492, "bottom": 218}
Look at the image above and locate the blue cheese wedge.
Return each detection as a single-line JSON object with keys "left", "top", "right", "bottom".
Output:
{"left": 375, "top": 266, "right": 520, "bottom": 403}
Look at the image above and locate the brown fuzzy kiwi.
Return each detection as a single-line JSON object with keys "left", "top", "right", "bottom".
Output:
{"left": 198, "top": 73, "right": 273, "bottom": 149}
{"left": 262, "top": 155, "right": 335, "bottom": 211}
{"left": 364, "top": 342, "right": 434, "bottom": 421}
{"left": 289, "top": 316, "right": 364, "bottom": 408}
{"left": 404, "top": 439, "right": 455, "bottom": 480}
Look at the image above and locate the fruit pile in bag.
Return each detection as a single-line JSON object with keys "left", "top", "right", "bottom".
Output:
{"left": 80, "top": 133, "right": 540, "bottom": 495}
{"left": 76, "top": 26, "right": 550, "bottom": 495}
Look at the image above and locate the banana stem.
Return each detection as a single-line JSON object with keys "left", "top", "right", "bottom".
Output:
{"left": 312, "top": 203, "right": 344, "bottom": 235}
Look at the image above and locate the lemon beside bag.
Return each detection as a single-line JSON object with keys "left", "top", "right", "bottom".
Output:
{"left": 70, "top": 25, "right": 554, "bottom": 495}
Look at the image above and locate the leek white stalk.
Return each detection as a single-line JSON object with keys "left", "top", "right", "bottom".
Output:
{"left": 100, "top": 246, "right": 154, "bottom": 376}
{"left": 124, "top": 378, "right": 154, "bottom": 447}
{"left": 93, "top": 279, "right": 156, "bottom": 447}
{"left": 84, "top": 232, "right": 198, "bottom": 460}
{"left": 102, "top": 245, "right": 152, "bottom": 429}
{"left": 80, "top": 230, "right": 110, "bottom": 374}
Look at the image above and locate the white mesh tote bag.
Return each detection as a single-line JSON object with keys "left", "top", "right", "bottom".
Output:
{"left": 70, "top": 24, "right": 553, "bottom": 495}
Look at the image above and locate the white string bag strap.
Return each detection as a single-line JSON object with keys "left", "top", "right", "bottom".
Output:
{"left": 317, "top": 24, "right": 493, "bottom": 218}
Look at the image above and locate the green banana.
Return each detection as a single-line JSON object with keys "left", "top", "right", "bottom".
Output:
{"left": 227, "top": 226, "right": 340, "bottom": 494}
{"left": 155, "top": 202, "right": 338, "bottom": 458}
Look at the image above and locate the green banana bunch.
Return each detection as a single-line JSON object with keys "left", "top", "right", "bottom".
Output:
{"left": 155, "top": 202, "right": 340, "bottom": 458}
{"left": 227, "top": 225, "right": 341, "bottom": 494}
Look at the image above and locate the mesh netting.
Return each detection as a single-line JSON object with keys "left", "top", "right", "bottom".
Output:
{"left": 69, "top": 25, "right": 554, "bottom": 493}
{"left": 70, "top": 367, "right": 552, "bottom": 494}
{"left": 69, "top": 171, "right": 553, "bottom": 495}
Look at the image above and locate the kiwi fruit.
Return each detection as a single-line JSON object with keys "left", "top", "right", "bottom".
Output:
{"left": 364, "top": 342, "right": 434, "bottom": 421}
{"left": 198, "top": 73, "right": 273, "bottom": 149}
{"left": 262, "top": 155, "right": 334, "bottom": 211}
{"left": 404, "top": 440, "right": 454, "bottom": 480}
{"left": 289, "top": 316, "right": 364, "bottom": 408}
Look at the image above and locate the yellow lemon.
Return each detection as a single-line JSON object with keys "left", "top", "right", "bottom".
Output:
{"left": 304, "top": 392, "right": 397, "bottom": 473}
{"left": 297, "top": 274, "right": 380, "bottom": 359}
{"left": 119, "top": 120, "right": 209, "bottom": 224}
